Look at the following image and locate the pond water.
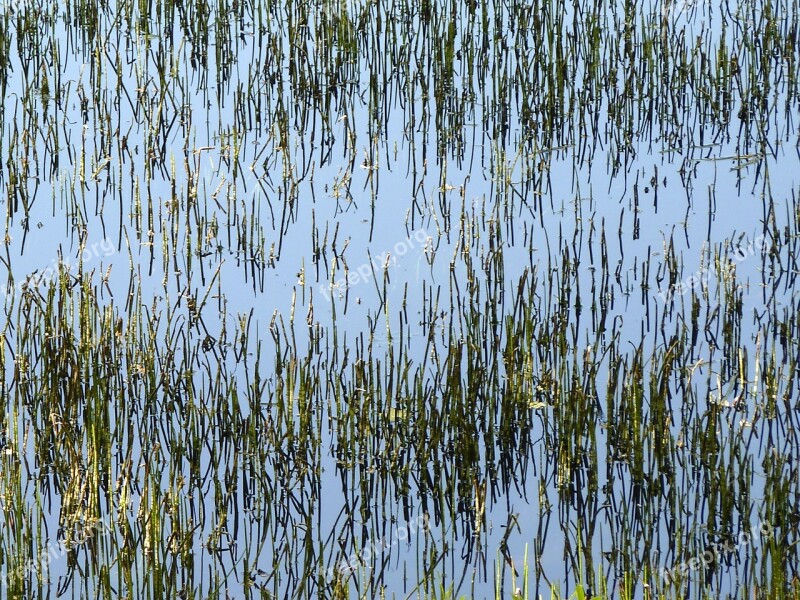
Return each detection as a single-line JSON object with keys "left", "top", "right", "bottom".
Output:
{"left": 0, "top": 1, "right": 799, "bottom": 599}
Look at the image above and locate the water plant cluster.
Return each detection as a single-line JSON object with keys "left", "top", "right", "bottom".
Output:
{"left": 0, "top": 0, "right": 799, "bottom": 599}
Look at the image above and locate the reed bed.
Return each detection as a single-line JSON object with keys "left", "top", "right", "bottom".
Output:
{"left": 0, "top": 0, "right": 799, "bottom": 599}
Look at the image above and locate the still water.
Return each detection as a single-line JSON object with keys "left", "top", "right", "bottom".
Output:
{"left": 0, "top": 0, "right": 799, "bottom": 599}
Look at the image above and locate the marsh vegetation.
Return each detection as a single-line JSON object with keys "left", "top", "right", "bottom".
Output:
{"left": 0, "top": 0, "right": 799, "bottom": 598}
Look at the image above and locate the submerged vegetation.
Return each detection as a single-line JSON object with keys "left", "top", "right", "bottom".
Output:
{"left": 0, "top": 0, "right": 799, "bottom": 598}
